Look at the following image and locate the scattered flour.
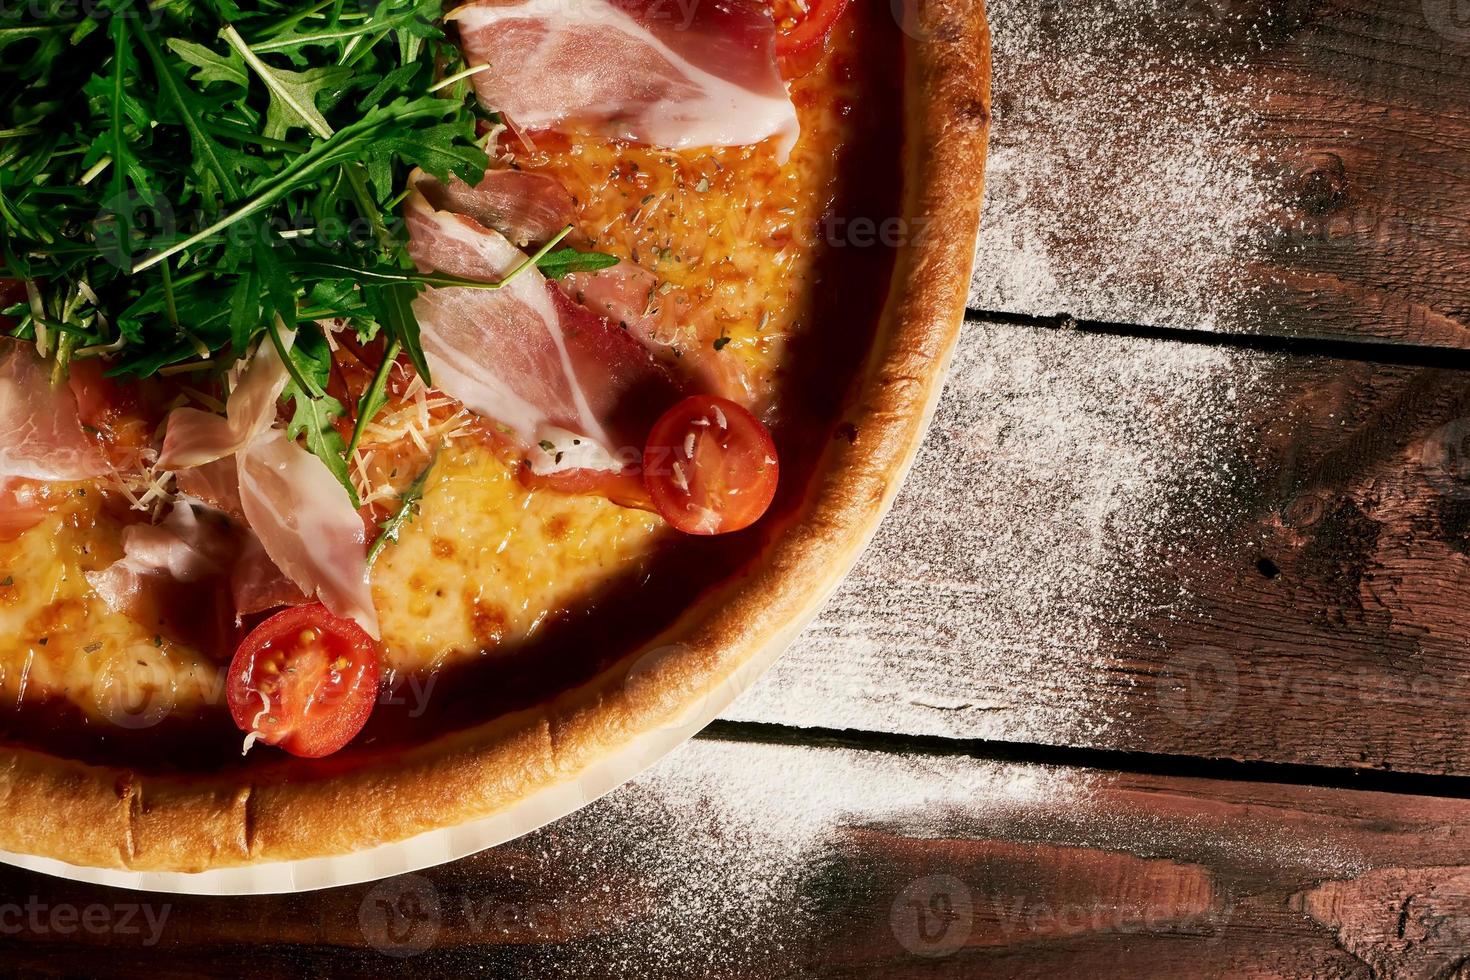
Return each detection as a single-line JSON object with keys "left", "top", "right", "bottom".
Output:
{"left": 485, "top": 738, "right": 1362, "bottom": 975}
{"left": 515, "top": 740, "right": 1075, "bottom": 975}
{"left": 723, "top": 319, "right": 1277, "bottom": 745}
{"left": 970, "top": 0, "right": 1272, "bottom": 329}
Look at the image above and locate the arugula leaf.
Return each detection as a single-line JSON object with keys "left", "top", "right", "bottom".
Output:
{"left": 83, "top": 14, "right": 156, "bottom": 271}
{"left": 347, "top": 338, "right": 396, "bottom": 459}
{"left": 222, "top": 25, "right": 350, "bottom": 140}
{"left": 364, "top": 280, "right": 429, "bottom": 383}
{"left": 133, "top": 97, "right": 481, "bottom": 273}
{"left": 366, "top": 449, "right": 438, "bottom": 566}
{"left": 281, "top": 325, "right": 359, "bottom": 505}
{"left": 226, "top": 267, "right": 261, "bottom": 353}
{"left": 535, "top": 247, "right": 622, "bottom": 280}
{"left": 166, "top": 37, "right": 248, "bottom": 89}
{"left": 361, "top": 119, "right": 488, "bottom": 197}
{"left": 283, "top": 315, "right": 331, "bottom": 397}
{"left": 134, "top": 21, "right": 250, "bottom": 205}
{"left": 359, "top": 62, "right": 423, "bottom": 110}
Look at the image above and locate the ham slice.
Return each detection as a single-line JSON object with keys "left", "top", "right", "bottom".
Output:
{"left": 154, "top": 335, "right": 377, "bottom": 636}
{"left": 231, "top": 532, "right": 312, "bottom": 618}
{"left": 415, "top": 167, "right": 758, "bottom": 407}
{"left": 237, "top": 429, "right": 379, "bottom": 639}
{"left": 104, "top": 504, "right": 235, "bottom": 582}
{"left": 449, "top": 0, "right": 798, "bottom": 157}
{"left": 171, "top": 459, "right": 312, "bottom": 616}
{"left": 415, "top": 169, "right": 576, "bottom": 249}
{"left": 174, "top": 456, "right": 246, "bottom": 519}
{"left": 560, "top": 261, "right": 757, "bottom": 404}
{"left": 85, "top": 501, "right": 242, "bottom": 658}
{"left": 0, "top": 339, "right": 109, "bottom": 539}
{"left": 86, "top": 496, "right": 312, "bottom": 656}
{"left": 406, "top": 184, "right": 681, "bottom": 472}
{"left": 157, "top": 331, "right": 293, "bottom": 469}
{"left": 0, "top": 339, "right": 108, "bottom": 483}
{"left": 0, "top": 483, "right": 50, "bottom": 542}
{"left": 560, "top": 261, "right": 659, "bottom": 336}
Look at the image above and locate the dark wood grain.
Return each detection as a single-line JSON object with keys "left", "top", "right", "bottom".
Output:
{"left": 5, "top": 737, "right": 1470, "bottom": 977}
{"left": 972, "top": 0, "right": 1470, "bottom": 347}
{"left": 727, "top": 317, "right": 1470, "bottom": 775}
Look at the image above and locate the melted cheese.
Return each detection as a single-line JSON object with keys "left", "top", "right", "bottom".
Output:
{"left": 371, "top": 442, "right": 663, "bottom": 673}
{"left": 0, "top": 495, "right": 222, "bottom": 720}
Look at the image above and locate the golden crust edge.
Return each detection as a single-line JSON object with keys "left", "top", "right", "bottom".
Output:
{"left": 0, "top": 0, "right": 992, "bottom": 874}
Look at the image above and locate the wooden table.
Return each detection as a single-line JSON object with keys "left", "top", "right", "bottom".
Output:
{"left": 7, "top": 0, "right": 1470, "bottom": 974}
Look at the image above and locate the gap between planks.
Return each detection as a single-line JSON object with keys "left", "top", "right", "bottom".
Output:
{"left": 966, "top": 307, "right": 1470, "bottom": 371}
{"left": 696, "top": 719, "right": 1470, "bottom": 801}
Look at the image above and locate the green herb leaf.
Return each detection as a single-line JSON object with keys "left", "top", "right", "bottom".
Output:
{"left": 347, "top": 338, "right": 399, "bottom": 459}
{"left": 166, "top": 38, "right": 248, "bottom": 89}
{"left": 364, "top": 281, "right": 430, "bottom": 385}
{"left": 281, "top": 325, "right": 359, "bottom": 505}
{"left": 1, "top": 0, "right": 491, "bottom": 512}
{"left": 534, "top": 247, "right": 621, "bottom": 280}
{"left": 367, "top": 449, "right": 438, "bottom": 565}
{"left": 220, "top": 24, "right": 349, "bottom": 140}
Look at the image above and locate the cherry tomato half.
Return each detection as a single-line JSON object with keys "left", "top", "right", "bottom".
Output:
{"left": 226, "top": 603, "right": 380, "bottom": 758}
{"left": 774, "top": 0, "right": 854, "bottom": 59}
{"left": 642, "top": 395, "right": 779, "bottom": 535}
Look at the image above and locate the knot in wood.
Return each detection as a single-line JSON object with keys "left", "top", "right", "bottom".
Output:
{"left": 1294, "top": 152, "right": 1349, "bottom": 216}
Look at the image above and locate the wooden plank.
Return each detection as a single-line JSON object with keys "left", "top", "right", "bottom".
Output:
{"left": 971, "top": 0, "right": 1470, "bottom": 346}
{"left": 725, "top": 317, "right": 1470, "bottom": 774}
{"left": 5, "top": 737, "right": 1470, "bottom": 976}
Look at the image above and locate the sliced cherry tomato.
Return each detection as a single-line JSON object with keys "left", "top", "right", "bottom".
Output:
{"left": 774, "top": 0, "right": 854, "bottom": 59}
{"left": 226, "top": 603, "right": 380, "bottom": 758}
{"left": 642, "top": 395, "right": 779, "bottom": 535}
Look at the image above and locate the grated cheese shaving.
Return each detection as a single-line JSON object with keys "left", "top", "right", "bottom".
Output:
{"left": 241, "top": 691, "right": 272, "bottom": 756}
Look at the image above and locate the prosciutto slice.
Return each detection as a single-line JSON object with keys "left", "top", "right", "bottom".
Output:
{"left": 86, "top": 497, "right": 312, "bottom": 656}
{"left": 0, "top": 483, "right": 51, "bottom": 542}
{"left": 237, "top": 429, "right": 379, "bottom": 638}
{"left": 560, "top": 262, "right": 757, "bottom": 404}
{"left": 85, "top": 501, "right": 242, "bottom": 658}
{"left": 0, "top": 339, "right": 108, "bottom": 483}
{"left": 231, "top": 532, "right": 313, "bottom": 618}
{"left": 153, "top": 335, "right": 377, "bottom": 636}
{"left": 170, "top": 458, "right": 313, "bottom": 616}
{"left": 415, "top": 169, "right": 576, "bottom": 249}
{"left": 449, "top": 0, "right": 798, "bottom": 157}
{"left": 174, "top": 456, "right": 246, "bottom": 519}
{"left": 406, "top": 184, "right": 681, "bottom": 467}
{"left": 157, "top": 331, "right": 293, "bottom": 469}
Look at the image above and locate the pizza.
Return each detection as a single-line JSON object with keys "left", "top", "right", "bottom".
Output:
{"left": 0, "top": 0, "right": 989, "bottom": 874}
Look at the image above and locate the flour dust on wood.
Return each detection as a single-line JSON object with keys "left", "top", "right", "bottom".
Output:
{"left": 724, "top": 320, "right": 1277, "bottom": 745}
{"left": 490, "top": 739, "right": 1360, "bottom": 975}
{"left": 971, "top": 0, "right": 1272, "bottom": 330}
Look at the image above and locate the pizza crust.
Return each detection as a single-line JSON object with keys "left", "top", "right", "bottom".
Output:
{"left": 0, "top": 0, "right": 991, "bottom": 874}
